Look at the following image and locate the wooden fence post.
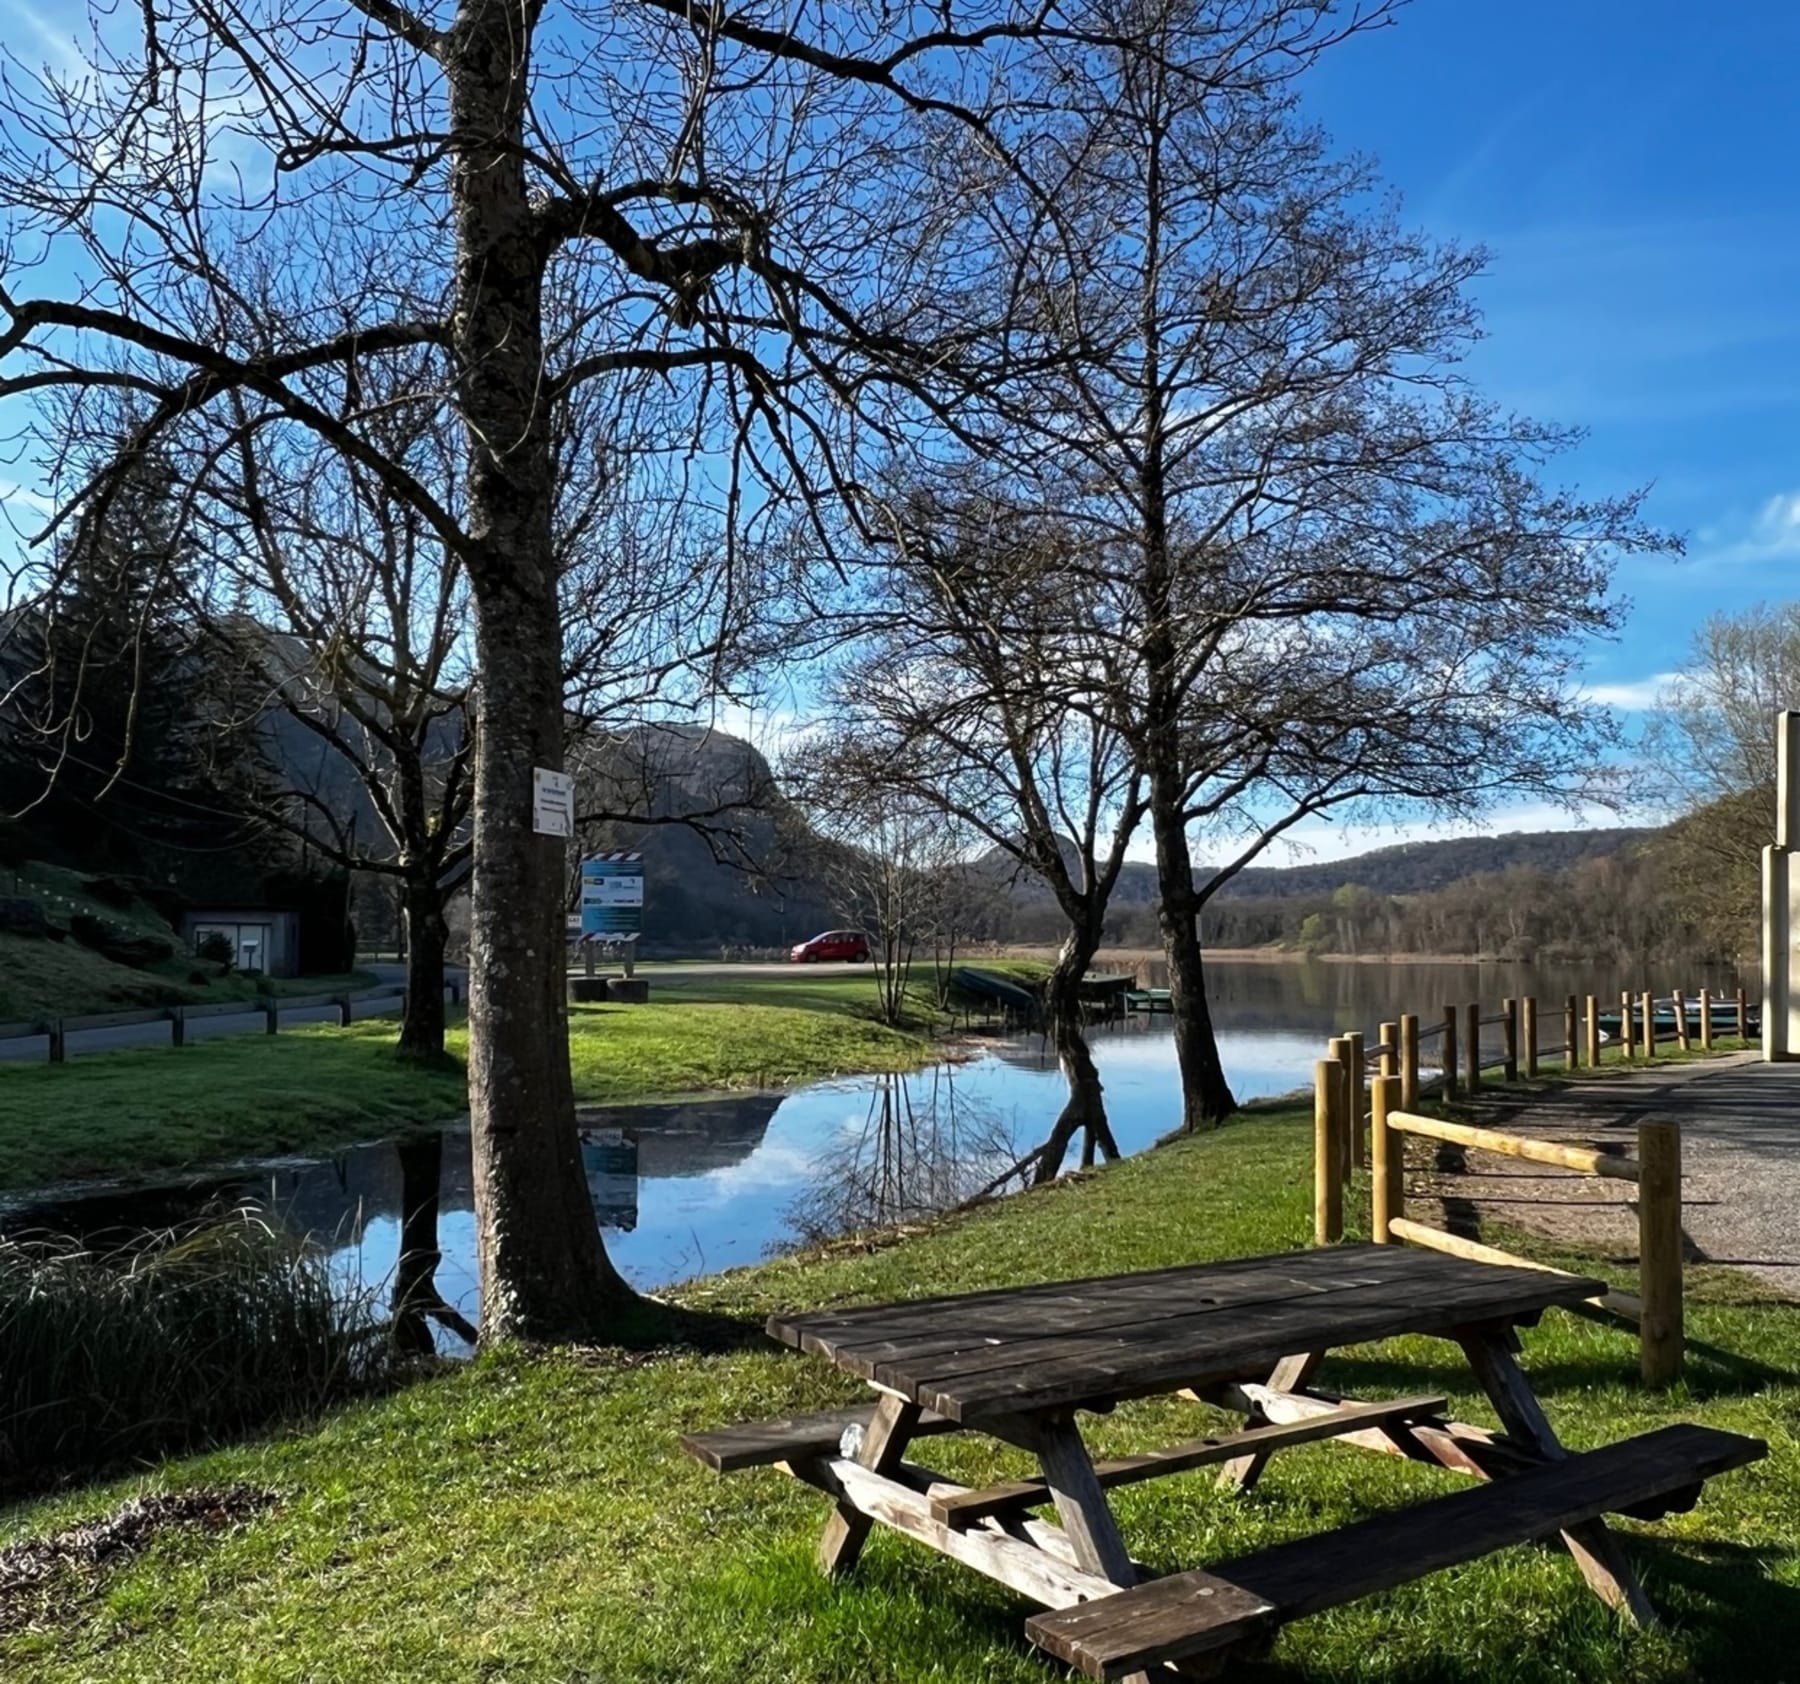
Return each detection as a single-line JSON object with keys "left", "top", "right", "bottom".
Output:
{"left": 1442, "top": 1006, "right": 1459, "bottom": 1100}
{"left": 1329, "top": 1035, "right": 1354, "bottom": 1187}
{"left": 1699, "top": 991, "right": 1713, "bottom": 1051}
{"left": 1378, "top": 1020, "right": 1397, "bottom": 1081}
{"left": 1585, "top": 994, "right": 1600, "bottom": 1068}
{"left": 1563, "top": 994, "right": 1578, "bottom": 1069}
{"left": 1673, "top": 988, "right": 1691, "bottom": 1052}
{"left": 48, "top": 1018, "right": 64, "bottom": 1064}
{"left": 262, "top": 997, "right": 278, "bottom": 1035}
{"left": 1371, "top": 1074, "right": 1403, "bottom": 1243}
{"left": 1737, "top": 985, "right": 1751, "bottom": 1047}
{"left": 1464, "top": 1001, "right": 1481, "bottom": 1094}
{"left": 1502, "top": 997, "right": 1519, "bottom": 1082}
{"left": 335, "top": 994, "right": 353, "bottom": 1028}
{"left": 1641, "top": 990, "right": 1656, "bottom": 1058}
{"left": 1637, "top": 1119, "right": 1684, "bottom": 1386}
{"left": 1399, "top": 1014, "right": 1420, "bottom": 1110}
{"left": 1523, "top": 995, "right": 1539, "bottom": 1079}
{"left": 169, "top": 1005, "right": 185, "bottom": 1049}
{"left": 1314, "top": 1059, "right": 1343, "bottom": 1245}
{"left": 1621, "top": 990, "right": 1635, "bottom": 1060}
{"left": 1346, "top": 1031, "right": 1367, "bottom": 1169}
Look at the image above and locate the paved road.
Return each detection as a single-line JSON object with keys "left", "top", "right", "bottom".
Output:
{"left": 1444, "top": 1054, "right": 1800, "bottom": 1296}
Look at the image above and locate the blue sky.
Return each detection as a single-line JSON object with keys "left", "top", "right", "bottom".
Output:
{"left": 1307, "top": 0, "right": 1800, "bottom": 707}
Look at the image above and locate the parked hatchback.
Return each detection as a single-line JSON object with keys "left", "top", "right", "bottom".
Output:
{"left": 789, "top": 929, "right": 871, "bottom": 963}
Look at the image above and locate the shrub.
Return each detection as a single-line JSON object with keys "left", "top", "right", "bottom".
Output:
{"left": 0, "top": 1213, "right": 394, "bottom": 1493}
{"left": 196, "top": 930, "right": 234, "bottom": 968}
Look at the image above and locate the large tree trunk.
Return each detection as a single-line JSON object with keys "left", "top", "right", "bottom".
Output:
{"left": 1149, "top": 791, "right": 1237, "bottom": 1130}
{"left": 450, "top": 1, "right": 635, "bottom": 1342}
{"left": 396, "top": 873, "right": 449, "bottom": 1062}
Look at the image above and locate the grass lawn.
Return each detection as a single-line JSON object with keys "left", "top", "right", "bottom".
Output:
{"left": 0, "top": 977, "right": 941, "bottom": 1192}
{"left": 0, "top": 1102, "right": 1793, "bottom": 1683}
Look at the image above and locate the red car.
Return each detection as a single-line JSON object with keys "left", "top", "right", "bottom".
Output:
{"left": 789, "top": 929, "right": 872, "bottom": 963}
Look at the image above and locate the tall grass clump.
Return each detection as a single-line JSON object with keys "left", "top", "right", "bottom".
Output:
{"left": 0, "top": 1210, "right": 392, "bottom": 1491}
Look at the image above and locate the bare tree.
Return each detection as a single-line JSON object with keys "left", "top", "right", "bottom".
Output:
{"left": 810, "top": 495, "right": 1136, "bottom": 1172}
{"left": 959, "top": 0, "right": 1668, "bottom": 1127}
{"left": 0, "top": 0, "right": 1158, "bottom": 1339}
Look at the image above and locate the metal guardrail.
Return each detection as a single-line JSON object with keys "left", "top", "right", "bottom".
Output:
{"left": 0, "top": 981, "right": 461, "bottom": 1064}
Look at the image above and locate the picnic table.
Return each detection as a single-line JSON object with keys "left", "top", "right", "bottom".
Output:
{"left": 683, "top": 1244, "right": 1765, "bottom": 1679}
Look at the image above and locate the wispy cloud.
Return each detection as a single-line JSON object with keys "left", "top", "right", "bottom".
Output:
{"left": 1685, "top": 488, "right": 1800, "bottom": 572}
{"left": 1580, "top": 671, "right": 1679, "bottom": 711}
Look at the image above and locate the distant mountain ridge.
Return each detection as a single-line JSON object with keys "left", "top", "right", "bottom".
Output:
{"left": 989, "top": 826, "right": 1651, "bottom": 906}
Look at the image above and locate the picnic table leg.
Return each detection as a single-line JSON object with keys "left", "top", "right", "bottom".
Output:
{"left": 1216, "top": 1351, "right": 1322, "bottom": 1492}
{"left": 1457, "top": 1328, "right": 1657, "bottom": 1625}
{"left": 818, "top": 1394, "right": 921, "bottom": 1579}
{"left": 1032, "top": 1415, "right": 1171, "bottom": 1684}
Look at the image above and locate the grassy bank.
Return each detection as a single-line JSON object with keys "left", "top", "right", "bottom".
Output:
{"left": 0, "top": 975, "right": 942, "bottom": 1193}
{"left": 1, "top": 1104, "right": 1794, "bottom": 1683}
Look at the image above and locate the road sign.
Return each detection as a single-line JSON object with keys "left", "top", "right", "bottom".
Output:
{"left": 533, "top": 767, "right": 574, "bottom": 837}
{"left": 580, "top": 853, "right": 645, "bottom": 939}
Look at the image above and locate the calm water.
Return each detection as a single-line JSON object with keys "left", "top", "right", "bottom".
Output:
{"left": 1, "top": 956, "right": 1740, "bottom": 1327}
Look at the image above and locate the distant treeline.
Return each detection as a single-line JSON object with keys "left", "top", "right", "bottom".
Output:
{"left": 1007, "top": 839, "right": 1732, "bottom": 965}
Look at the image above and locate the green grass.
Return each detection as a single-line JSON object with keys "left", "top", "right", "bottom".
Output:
{"left": 0, "top": 979, "right": 940, "bottom": 1192}
{"left": 0, "top": 1105, "right": 1793, "bottom": 1683}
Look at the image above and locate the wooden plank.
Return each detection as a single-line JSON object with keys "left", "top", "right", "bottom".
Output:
{"left": 777, "top": 1245, "right": 1556, "bottom": 1384}
{"left": 929, "top": 1394, "right": 1448, "bottom": 1526}
{"left": 1388, "top": 1219, "right": 1642, "bottom": 1319}
{"left": 60, "top": 1006, "right": 170, "bottom": 1031}
{"left": 1033, "top": 1416, "right": 1139, "bottom": 1588}
{"left": 817, "top": 1393, "right": 917, "bottom": 1577}
{"left": 1216, "top": 1350, "right": 1319, "bottom": 1493}
{"left": 778, "top": 1252, "right": 1426, "bottom": 1376}
{"left": 1024, "top": 1424, "right": 1766, "bottom": 1679}
{"left": 1456, "top": 1328, "right": 1655, "bottom": 1624}
{"left": 907, "top": 1270, "right": 1607, "bottom": 1423}
{"left": 1385, "top": 1112, "right": 1641, "bottom": 1181}
{"left": 786, "top": 1455, "right": 1121, "bottom": 1609}
{"left": 1636, "top": 1120, "right": 1683, "bottom": 1387}
{"left": 680, "top": 1402, "right": 956, "bottom": 1473}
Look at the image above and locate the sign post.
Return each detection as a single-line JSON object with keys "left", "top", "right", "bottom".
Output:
{"left": 580, "top": 854, "right": 645, "bottom": 978}
{"left": 1764, "top": 711, "right": 1800, "bottom": 1060}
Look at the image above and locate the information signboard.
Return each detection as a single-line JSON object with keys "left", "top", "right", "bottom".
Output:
{"left": 579, "top": 853, "right": 645, "bottom": 939}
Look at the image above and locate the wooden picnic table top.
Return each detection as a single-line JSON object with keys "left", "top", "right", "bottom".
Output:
{"left": 767, "top": 1243, "right": 1607, "bottom": 1423}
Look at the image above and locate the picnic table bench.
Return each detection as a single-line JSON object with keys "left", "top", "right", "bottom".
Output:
{"left": 683, "top": 1244, "right": 1765, "bottom": 1679}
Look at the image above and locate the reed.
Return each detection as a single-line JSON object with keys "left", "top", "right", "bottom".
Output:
{"left": 0, "top": 1209, "right": 389, "bottom": 1490}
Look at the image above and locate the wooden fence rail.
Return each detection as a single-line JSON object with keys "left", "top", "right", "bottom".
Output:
{"left": 1308, "top": 978, "right": 1749, "bottom": 1387}
{"left": 1370, "top": 1078, "right": 1684, "bottom": 1386}
{"left": 0, "top": 982, "right": 462, "bottom": 1064}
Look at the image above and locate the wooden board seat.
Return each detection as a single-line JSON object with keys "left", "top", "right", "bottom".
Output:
{"left": 681, "top": 1402, "right": 955, "bottom": 1473}
{"left": 929, "top": 1393, "right": 1447, "bottom": 1527}
{"left": 1025, "top": 1424, "right": 1767, "bottom": 1680}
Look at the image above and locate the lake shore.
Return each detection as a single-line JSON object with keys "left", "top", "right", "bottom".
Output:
{"left": 2, "top": 1098, "right": 1792, "bottom": 1684}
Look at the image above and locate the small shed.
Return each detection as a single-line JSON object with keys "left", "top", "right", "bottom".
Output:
{"left": 181, "top": 908, "right": 302, "bottom": 977}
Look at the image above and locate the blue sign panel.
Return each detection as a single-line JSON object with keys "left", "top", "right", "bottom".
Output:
{"left": 580, "top": 854, "right": 645, "bottom": 939}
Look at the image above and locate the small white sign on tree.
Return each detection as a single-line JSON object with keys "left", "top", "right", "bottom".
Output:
{"left": 532, "top": 768, "right": 574, "bottom": 838}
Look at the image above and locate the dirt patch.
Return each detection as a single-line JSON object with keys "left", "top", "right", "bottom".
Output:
{"left": 0, "top": 1485, "right": 273, "bottom": 1638}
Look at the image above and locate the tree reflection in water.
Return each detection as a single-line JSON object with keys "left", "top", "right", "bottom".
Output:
{"left": 1030, "top": 1020, "right": 1121, "bottom": 1186}
{"left": 390, "top": 1135, "right": 479, "bottom": 1353}
{"left": 783, "top": 1066, "right": 1020, "bottom": 1245}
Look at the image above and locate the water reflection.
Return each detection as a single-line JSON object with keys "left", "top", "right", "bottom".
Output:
{"left": 1, "top": 957, "right": 1747, "bottom": 1327}
{"left": 782, "top": 1067, "right": 1017, "bottom": 1244}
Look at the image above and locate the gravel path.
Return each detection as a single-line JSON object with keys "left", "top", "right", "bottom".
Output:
{"left": 1409, "top": 1053, "right": 1800, "bottom": 1298}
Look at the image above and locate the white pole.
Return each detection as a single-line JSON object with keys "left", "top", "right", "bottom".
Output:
{"left": 1763, "top": 709, "right": 1800, "bottom": 1061}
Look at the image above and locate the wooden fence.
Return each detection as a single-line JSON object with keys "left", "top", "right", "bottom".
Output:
{"left": 0, "top": 981, "right": 461, "bottom": 1064}
{"left": 1307, "top": 981, "right": 1736, "bottom": 1387}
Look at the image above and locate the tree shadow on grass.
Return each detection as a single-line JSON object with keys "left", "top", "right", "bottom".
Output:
{"left": 594, "top": 1295, "right": 768, "bottom": 1356}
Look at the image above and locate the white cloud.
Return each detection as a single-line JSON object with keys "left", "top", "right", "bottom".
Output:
{"left": 1580, "top": 671, "right": 1680, "bottom": 711}
{"left": 1686, "top": 489, "right": 1800, "bottom": 571}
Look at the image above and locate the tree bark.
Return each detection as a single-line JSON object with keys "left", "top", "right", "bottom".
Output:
{"left": 450, "top": 0, "right": 635, "bottom": 1341}
{"left": 1149, "top": 776, "right": 1238, "bottom": 1130}
{"left": 396, "top": 872, "right": 449, "bottom": 1061}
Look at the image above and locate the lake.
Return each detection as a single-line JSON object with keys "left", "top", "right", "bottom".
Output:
{"left": 0, "top": 955, "right": 1740, "bottom": 1333}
